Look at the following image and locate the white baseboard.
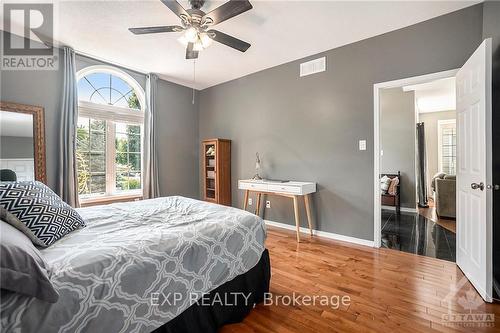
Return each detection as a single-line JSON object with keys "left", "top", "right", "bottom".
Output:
{"left": 264, "top": 219, "right": 374, "bottom": 247}
{"left": 381, "top": 205, "right": 418, "bottom": 213}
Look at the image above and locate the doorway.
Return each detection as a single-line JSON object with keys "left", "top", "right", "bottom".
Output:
{"left": 376, "top": 72, "right": 458, "bottom": 262}
{"left": 372, "top": 39, "right": 493, "bottom": 303}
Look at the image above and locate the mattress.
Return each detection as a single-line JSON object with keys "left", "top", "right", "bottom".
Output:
{"left": 0, "top": 196, "right": 266, "bottom": 333}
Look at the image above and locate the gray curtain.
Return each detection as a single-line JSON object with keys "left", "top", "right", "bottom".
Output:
{"left": 416, "top": 122, "right": 428, "bottom": 208}
{"left": 143, "top": 73, "right": 160, "bottom": 199}
{"left": 57, "top": 47, "right": 79, "bottom": 207}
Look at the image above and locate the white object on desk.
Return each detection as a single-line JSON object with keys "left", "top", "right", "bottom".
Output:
{"left": 238, "top": 179, "right": 317, "bottom": 242}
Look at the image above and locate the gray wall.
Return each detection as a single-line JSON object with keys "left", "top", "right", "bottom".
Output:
{"left": 156, "top": 80, "right": 199, "bottom": 198}
{"left": 0, "top": 136, "right": 34, "bottom": 159}
{"left": 419, "top": 110, "right": 456, "bottom": 192}
{"left": 199, "top": 4, "right": 484, "bottom": 240}
{"left": 481, "top": 0, "right": 500, "bottom": 299}
{"left": 1, "top": 32, "right": 199, "bottom": 199}
{"left": 380, "top": 88, "right": 416, "bottom": 208}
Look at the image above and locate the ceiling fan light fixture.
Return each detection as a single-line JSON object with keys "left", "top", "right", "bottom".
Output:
{"left": 129, "top": 0, "right": 253, "bottom": 59}
{"left": 184, "top": 26, "right": 198, "bottom": 43}
{"left": 193, "top": 40, "right": 204, "bottom": 52}
{"left": 199, "top": 33, "right": 212, "bottom": 48}
{"left": 178, "top": 35, "right": 189, "bottom": 46}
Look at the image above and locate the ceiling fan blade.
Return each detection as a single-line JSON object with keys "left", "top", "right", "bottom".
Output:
{"left": 129, "top": 26, "right": 183, "bottom": 34}
{"left": 160, "top": 0, "right": 189, "bottom": 20}
{"left": 203, "top": 0, "right": 252, "bottom": 25}
{"left": 186, "top": 43, "right": 199, "bottom": 59}
{"left": 207, "top": 29, "right": 250, "bottom": 52}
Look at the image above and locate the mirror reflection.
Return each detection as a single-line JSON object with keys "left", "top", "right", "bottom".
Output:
{"left": 0, "top": 110, "right": 35, "bottom": 181}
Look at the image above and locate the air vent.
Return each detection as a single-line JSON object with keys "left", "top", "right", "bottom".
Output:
{"left": 300, "top": 57, "right": 326, "bottom": 77}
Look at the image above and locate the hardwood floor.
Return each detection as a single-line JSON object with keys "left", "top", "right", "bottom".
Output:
{"left": 220, "top": 226, "right": 500, "bottom": 333}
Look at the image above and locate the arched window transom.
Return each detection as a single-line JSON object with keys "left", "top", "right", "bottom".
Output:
{"left": 78, "top": 72, "right": 142, "bottom": 110}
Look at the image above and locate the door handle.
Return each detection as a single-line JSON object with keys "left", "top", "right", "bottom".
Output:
{"left": 471, "top": 182, "right": 484, "bottom": 191}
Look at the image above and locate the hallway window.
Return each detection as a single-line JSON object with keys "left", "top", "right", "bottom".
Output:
{"left": 438, "top": 119, "right": 456, "bottom": 175}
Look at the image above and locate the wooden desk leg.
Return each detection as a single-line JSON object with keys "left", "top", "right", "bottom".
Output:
{"left": 304, "top": 194, "right": 313, "bottom": 236}
{"left": 293, "top": 195, "right": 300, "bottom": 242}
{"left": 255, "top": 192, "right": 262, "bottom": 216}
{"left": 243, "top": 190, "right": 249, "bottom": 210}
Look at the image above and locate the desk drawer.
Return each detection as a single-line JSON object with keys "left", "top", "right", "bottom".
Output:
{"left": 239, "top": 182, "right": 268, "bottom": 191}
{"left": 267, "top": 184, "right": 301, "bottom": 194}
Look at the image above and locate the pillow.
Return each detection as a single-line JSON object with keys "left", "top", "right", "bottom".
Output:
{"left": 0, "top": 181, "right": 86, "bottom": 247}
{"left": 380, "top": 175, "right": 391, "bottom": 194}
{"left": 0, "top": 220, "right": 59, "bottom": 302}
{"left": 388, "top": 177, "right": 399, "bottom": 195}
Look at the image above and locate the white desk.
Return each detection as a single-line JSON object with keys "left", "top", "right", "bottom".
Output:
{"left": 238, "top": 179, "right": 316, "bottom": 242}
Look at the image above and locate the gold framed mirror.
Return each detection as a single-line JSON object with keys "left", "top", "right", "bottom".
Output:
{"left": 0, "top": 101, "right": 47, "bottom": 183}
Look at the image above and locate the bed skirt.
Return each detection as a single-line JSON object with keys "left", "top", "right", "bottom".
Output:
{"left": 153, "top": 249, "right": 271, "bottom": 333}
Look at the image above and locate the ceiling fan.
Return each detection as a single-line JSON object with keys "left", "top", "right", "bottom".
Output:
{"left": 129, "top": 0, "right": 252, "bottom": 59}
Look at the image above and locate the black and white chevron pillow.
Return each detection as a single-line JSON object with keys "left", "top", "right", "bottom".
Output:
{"left": 0, "top": 181, "right": 86, "bottom": 247}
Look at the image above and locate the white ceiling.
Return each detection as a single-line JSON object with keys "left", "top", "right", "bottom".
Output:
{"left": 9, "top": 1, "right": 479, "bottom": 89}
{"left": 404, "top": 77, "right": 456, "bottom": 113}
{"left": 0, "top": 111, "right": 34, "bottom": 137}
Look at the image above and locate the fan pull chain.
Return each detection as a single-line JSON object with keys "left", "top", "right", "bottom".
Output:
{"left": 192, "top": 60, "right": 196, "bottom": 105}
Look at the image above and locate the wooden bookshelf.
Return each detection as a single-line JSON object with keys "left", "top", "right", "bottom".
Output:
{"left": 202, "top": 138, "right": 231, "bottom": 206}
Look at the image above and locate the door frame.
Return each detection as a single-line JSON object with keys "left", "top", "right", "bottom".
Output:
{"left": 373, "top": 69, "right": 459, "bottom": 248}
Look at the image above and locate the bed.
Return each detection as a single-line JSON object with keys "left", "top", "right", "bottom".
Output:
{"left": 0, "top": 196, "right": 269, "bottom": 333}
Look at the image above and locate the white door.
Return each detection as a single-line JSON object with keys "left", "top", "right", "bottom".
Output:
{"left": 456, "top": 39, "right": 493, "bottom": 302}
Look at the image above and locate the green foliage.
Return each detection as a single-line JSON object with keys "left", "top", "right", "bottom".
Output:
{"left": 76, "top": 117, "right": 142, "bottom": 194}
{"left": 127, "top": 125, "right": 140, "bottom": 135}
{"left": 127, "top": 92, "right": 140, "bottom": 109}
{"left": 129, "top": 178, "right": 141, "bottom": 189}
{"left": 76, "top": 124, "right": 90, "bottom": 194}
{"left": 76, "top": 150, "right": 90, "bottom": 195}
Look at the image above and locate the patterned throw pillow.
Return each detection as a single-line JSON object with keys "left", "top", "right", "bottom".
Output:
{"left": 0, "top": 181, "right": 86, "bottom": 247}
{"left": 380, "top": 175, "right": 391, "bottom": 194}
{"left": 388, "top": 177, "right": 399, "bottom": 195}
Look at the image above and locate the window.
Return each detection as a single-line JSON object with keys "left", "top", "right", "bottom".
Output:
{"left": 438, "top": 119, "right": 456, "bottom": 175}
{"left": 76, "top": 66, "right": 145, "bottom": 202}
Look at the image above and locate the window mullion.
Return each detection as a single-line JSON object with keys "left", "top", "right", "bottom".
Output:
{"left": 106, "top": 121, "right": 116, "bottom": 196}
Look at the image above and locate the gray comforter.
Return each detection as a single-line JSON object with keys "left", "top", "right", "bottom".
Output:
{"left": 0, "top": 196, "right": 266, "bottom": 333}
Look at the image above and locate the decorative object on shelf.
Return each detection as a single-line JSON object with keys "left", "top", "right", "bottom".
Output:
{"left": 253, "top": 152, "right": 262, "bottom": 180}
{"left": 206, "top": 146, "right": 215, "bottom": 156}
{"left": 202, "top": 139, "right": 231, "bottom": 206}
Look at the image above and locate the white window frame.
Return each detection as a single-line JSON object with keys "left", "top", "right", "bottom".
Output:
{"left": 76, "top": 65, "right": 146, "bottom": 204}
{"left": 437, "top": 118, "right": 457, "bottom": 175}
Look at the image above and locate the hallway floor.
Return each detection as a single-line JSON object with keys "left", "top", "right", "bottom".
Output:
{"left": 381, "top": 209, "right": 456, "bottom": 262}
